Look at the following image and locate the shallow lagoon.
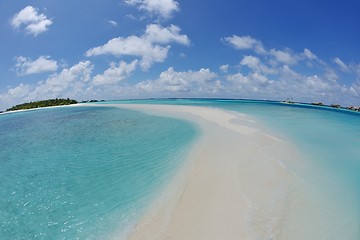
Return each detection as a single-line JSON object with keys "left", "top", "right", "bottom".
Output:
{"left": 0, "top": 106, "right": 197, "bottom": 239}
{"left": 1, "top": 99, "right": 359, "bottom": 239}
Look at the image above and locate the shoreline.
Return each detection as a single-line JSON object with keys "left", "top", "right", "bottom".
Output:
{"left": 2, "top": 102, "right": 358, "bottom": 239}
{"left": 0, "top": 103, "right": 83, "bottom": 116}
{"left": 93, "top": 104, "right": 303, "bottom": 240}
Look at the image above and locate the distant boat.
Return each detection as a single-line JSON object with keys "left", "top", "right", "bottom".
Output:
{"left": 282, "top": 98, "right": 294, "bottom": 104}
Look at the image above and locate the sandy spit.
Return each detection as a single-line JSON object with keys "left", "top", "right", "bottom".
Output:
{"left": 89, "top": 104, "right": 302, "bottom": 240}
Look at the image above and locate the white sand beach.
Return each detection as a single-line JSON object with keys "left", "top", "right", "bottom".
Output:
{"left": 95, "top": 104, "right": 303, "bottom": 240}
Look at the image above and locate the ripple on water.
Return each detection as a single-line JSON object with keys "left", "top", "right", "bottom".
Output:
{"left": 0, "top": 106, "right": 197, "bottom": 239}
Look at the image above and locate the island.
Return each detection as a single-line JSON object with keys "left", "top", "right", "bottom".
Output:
{"left": 5, "top": 98, "right": 78, "bottom": 112}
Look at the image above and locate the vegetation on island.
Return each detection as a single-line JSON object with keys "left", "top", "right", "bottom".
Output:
{"left": 281, "top": 99, "right": 360, "bottom": 112}
{"left": 6, "top": 98, "right": 78, "bottom": 112}
{"left": 81, "top": 99, "right": 105, "bottom": 103}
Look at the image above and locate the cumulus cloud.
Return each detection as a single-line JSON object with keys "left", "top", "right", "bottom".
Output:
{"left": 10, "top": 6, "right": 53, "bottom": 36}
{"left": 280, "top": 65, "right": 302, "bottom": 80}
{"left": 86, "top": 36, "right": 168, "bottom": 70}
{"left": 3, "top": 27, "right": 360, "bottom": 110}
{"left": 136, "top": 67, "right": 219, "bottom": 93}
{"left": 223, "top": 35, "right": 324, "bottom": 67}
{"left": 223, "top": 35, "right": 265, "bottom": 54}
{"left": 224, "top": 68, "right": 358, "bottom": 104}
{"left": 124, "top": 0, "right": 179, "bottom": 19}
{"left": 304, "top": 75, "right": 331, "bottom": 91}
{"left": 240, "top": 55, "right": 261, "bottom": 68}
{"left": 0, "top": 84, "right": 32, "bottom": 110}
{"left": 86, "top": 24, "right": 189, "bottom": 70}
{"left": 324, "top": 68, "right": 339, "bottom": 82}
{"left": 227, "top": 52, "right": 360, "bottom": 104}
{"left": 240, "top": 55, "right": 276, "bottom": 74}
{"left": 27, "top": 61, "right": 93, "bottom": 100}
{"left": 7, "top": 83, "right": 32, "bottom": 98}
{"left": 15, "top": 56, "right": 58, "bottom": 75}
{"left": 221, "top": 34, "right": 360, "bottom": 104}
{"left": 92, "top": 60, "right": 138, "bottom": 85}
{"left": 269, "top": 49, "right": 298, "bottom": 65}
{"left": 226, "top": 71, "right": 272, "bottom": 94}
{"left": 0, "top": 62, "right": 94, "bottom": 110}
{"left": 145, "top": 24, "right": 190, "bottom": 45}
{"left": 220, "top": 64, "right": 229, "bottom": 73}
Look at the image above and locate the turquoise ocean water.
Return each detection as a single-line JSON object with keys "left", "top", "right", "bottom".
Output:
{"left": 0, "top": 106, "right": 197, "bottom": 239}
{"left": 1, "top": 99, "right": 359, "bottom": 239}
{"left": 107, "top": 99, "right": 360, "bottom": 239}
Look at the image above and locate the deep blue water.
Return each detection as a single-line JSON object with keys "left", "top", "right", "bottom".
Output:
{"left": 0, "top": 106, "right": 197, "bottom": 239}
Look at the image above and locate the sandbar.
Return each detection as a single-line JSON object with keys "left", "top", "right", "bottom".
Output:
{"left": 88, "top": 104, "right": 302, "bottom": 239}
{"left": 100, "top": 104, "right": 297, "bottom": 240}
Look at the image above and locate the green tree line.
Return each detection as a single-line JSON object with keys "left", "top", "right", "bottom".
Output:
{"left": 6, "top": 98, "right": 78, "bottom": 112}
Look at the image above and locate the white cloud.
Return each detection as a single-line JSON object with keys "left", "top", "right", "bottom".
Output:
{"left": 124, "top": 0, "right": 179, "bottom": 19}
{"left": 240, "top": 55, "right": 260, "bottom": 68}
{"left": 86, "top": 24, "right": 189, "bottom": 70}
{"left": 303, "top": 48, "right": 318, "bottom": 61}
{"left": 15, "top": 56, "right": 58, "bottom": 75}
{"left": 223, "top": 35, "right": 265, "bottom": 54}
{"left": 225, "top": 70, "right": 332, "bottom": 103}
{"left": 0, "top": 62, "right": 94, "bottom": 110}
{"left": 251, "top": 72, "right": 270, "bottom": 85}
{"left": 136, "top": 67, "right": 218, "bottom": 93}
{"left": 324, "top": 69, "right": 339, "bottom": 82}
{"left": 220, "top": 64, "right": 229, "bottom": 73}
{"left": 145, "top": 24, "right": 190, "bottom": 45}
{"left": 269, "top": 49, "right": 298, "bottom": 65}
{"left": 0, "top": 84, "right": 32, "bottom": 110}
{"left": 223, "top": 35, "right": 325, "bottom": 67}
{"left": 179, "top": 53, "right": 186, "bottom": 58}
{"left": 221, "top": 34, "right": 360, "bottom": 104}
{"left": 297, "top": 75, "right": 334, "bottom": 97}
{"left": 86, "top": 35, "right": 169, "bottom": 70}
{"left": 333, "top": 57, "right": 350, "bottom": 72}
{"left": 226, "top": 72, "right": 248, "bottom": 85}
{"left": 280, "top": 65, "right": 301, "bottom": 80}
{"left": 108, "top": 20, "right": 118, "bottom": 26}
{"left": 349, "top": 86, "right": 359, "bottom": 97}
{"left": 225, "top": 71, "right": 272, "bottom": 95}
{"left": 222, "top": 50, "right": 360, "bottom": 105}
{"left": 27, "top": 61, "right": 93, "bottom": 100}
{"left": 240, "top": 55, "right": 276, "bottom": 74}
{"left": 7, "top": 83, "right": 31, "bottom": 98}
{"left": 227, "top": 71, "right": 271, "bottom": 86}
{"left": 350, "top": 81, "right": 360, "bottom": 97}
{"left": 92, "top": 60, "right": 138, "bottom": 85}
{"left": 11, "top": 6, "right": 52, "bottom": 36}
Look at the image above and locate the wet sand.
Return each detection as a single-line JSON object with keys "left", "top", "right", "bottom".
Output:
{"left": 103, "top": 104, "right": 301, "bottom": 240}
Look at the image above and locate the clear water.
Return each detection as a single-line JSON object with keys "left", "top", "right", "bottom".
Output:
{"left": 1, "top": 99, "right": 360, "bottom": 239}
{"left": 211, "top": 100, "right": 360, "bottom": 239}
{"left": 105, "top": 99, "right": 360, "bottom": 239}
{"left": 0, "top": 106, "right": 198, "bottom": 239}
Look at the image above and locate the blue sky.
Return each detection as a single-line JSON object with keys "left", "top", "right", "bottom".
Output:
{"left": 1, "top": 0, "right": 360, "bottom": 110}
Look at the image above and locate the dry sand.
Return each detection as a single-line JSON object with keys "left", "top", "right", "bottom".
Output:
{"left": 92, "top": 104, "right": 302, "bottom": 240}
